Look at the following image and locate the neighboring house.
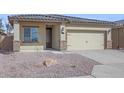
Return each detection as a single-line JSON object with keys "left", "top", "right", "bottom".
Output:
{"left": 8, "top": 14, "right": 114, "bottom": 52}
{"left": 112, "top": 20, "right": 124, "bottom": 49}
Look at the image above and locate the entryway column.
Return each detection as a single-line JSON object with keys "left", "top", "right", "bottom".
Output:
{"left": 60, "top": 23, "right": 67, "bottom": 50}
{"left": 13, "top": 21, "right": 20, "bottom": 52}
{"left": 107, "top": 29, "right": 112, "bottom": 49}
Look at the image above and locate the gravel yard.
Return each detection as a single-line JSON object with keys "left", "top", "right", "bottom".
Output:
{"left": 0, "top": 51, "right": 100, "bottom": 78}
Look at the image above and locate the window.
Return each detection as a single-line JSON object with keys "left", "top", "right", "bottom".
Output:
{"left": 24, "top": 27, "right": 38, "bottom": 43}
{"left": 24, "top": 28, "right": 31, "bottom": 42}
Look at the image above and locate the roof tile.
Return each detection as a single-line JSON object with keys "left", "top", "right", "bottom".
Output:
{"left": 8, "top": 14, "right": 114, "bottom": 25}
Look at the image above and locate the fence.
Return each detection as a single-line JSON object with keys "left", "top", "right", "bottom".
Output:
{"left": 0, "top": 35, "right": 13, "bottom": 51}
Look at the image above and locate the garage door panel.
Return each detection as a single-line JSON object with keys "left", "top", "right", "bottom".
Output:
{"left": 67, "top": 35, "right": 84, "bottom": 50}
{"left": 67, "top": 31, "right": 104, "bottom": 50}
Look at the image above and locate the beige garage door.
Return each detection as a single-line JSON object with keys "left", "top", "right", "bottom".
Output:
{"left": 67, "top": 30, "right": 105, "bottom": 50}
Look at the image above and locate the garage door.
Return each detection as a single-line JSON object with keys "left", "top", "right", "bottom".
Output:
{"left": 67, "top": 30, "right": 105, "bottom": 50}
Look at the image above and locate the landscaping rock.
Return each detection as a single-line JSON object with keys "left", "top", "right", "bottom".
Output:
{"left": 0, "top": 52, "right": 100, "bottom": 78}
{"left": 43, "top": 58, "right": 57, "bottom": 67}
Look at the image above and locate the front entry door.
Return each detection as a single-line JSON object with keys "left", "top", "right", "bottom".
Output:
{"left": 46, "top": 28, "right": 52, "bottom": 48}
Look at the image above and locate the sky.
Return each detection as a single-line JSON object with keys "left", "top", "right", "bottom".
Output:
{"left": 1, "top": 14, "right": 124, "bottom": 24}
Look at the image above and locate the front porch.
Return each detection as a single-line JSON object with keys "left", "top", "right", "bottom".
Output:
{"left": 13, "top": 21, "right": 66, "bottom": 52}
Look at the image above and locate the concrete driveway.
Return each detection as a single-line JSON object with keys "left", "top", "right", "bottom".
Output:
{"left": 73, "top": 49, "right": 124, "bottom": 78}
{"left": 92, "top": 64, "right": 124, "bottom": 78}
{"left": 74, "top": 49, "right": 124, "bottom": 64}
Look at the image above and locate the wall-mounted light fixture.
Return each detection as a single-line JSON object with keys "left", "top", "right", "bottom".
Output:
{"left": 108, "top": 30, "right": 111, "bottom": 34}
{"left": 61, "top": 27, "right": 65, "bottom": 34}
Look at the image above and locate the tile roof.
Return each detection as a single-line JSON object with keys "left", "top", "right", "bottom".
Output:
{"left": 113, "top": 20, "right": 124, "bottom": 28}
{"left": 8, "top": 14, "right": 115, "bottom": 25}
{"left": 115, "top": 20, "right": 124, "bottom": 23}
{"left": 49, "top": 14, "right": 114, "bottom": 24}
{"left": 8, "top": 14, "right": 68, "bottom": 23}
{"left": 115, "top": 20, "right": 124, "bottom": 25}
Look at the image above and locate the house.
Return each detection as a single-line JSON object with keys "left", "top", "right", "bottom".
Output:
{"left": 8, "top": 14, "right": 114, "bottom": 52}
{"left": 112, "top": 20, "right": 124, "bottom": 49}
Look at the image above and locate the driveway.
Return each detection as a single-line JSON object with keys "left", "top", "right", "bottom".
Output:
{"left": 92, "top": 64, "right": 124, "bottom": 78}
{"left": 74, "top": 49, "right": 124, "bottom": 78}
{"left": 74, "top": 49, "right": 124, "bottom": 64}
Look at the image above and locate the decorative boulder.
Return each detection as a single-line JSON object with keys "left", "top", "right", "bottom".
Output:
{"left": 43, "top": 58, "right": 57, "bottom": 67}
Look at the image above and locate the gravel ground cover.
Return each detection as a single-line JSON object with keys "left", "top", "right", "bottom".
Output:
{"left": 0, "top": 51, "right": 100, "bottom": 78}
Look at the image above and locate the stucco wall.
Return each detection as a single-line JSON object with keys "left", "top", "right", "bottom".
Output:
{"left": 52, "top": 25, "right": 60, "bottom": 50}
{"left": 112, "top": 28, "right": 124, "bottom": 49}
{"left": 16, "top": 21, "right": 61, "bottom": 51}
{"left": 14, "top": 23, "right": 20, "bottom": 41}
{"left": 66, "top": 23, "right": 113, "bottom": 28}
{"left": 13, "top": 21, "right": 113, "bottom": 52}
{"left": 59, "top": 24, "right": 67, "bottom": 50}
{"left": 19, "top": 21, "right": 46, "bottom": 51}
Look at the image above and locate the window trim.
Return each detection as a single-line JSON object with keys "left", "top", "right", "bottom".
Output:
{"left": 23, "top": 27, "right": 39, "bottom": 43}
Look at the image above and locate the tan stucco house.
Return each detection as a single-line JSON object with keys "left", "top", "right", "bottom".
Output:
{"left": 8, "top": 14, "right": 114, "bottom": 52}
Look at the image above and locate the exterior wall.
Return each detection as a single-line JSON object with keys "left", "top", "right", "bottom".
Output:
{"left": 104, "top": 31, "right": 107, "bottom": 49}
{"left": 112, "top": 28, "right": 119, "bottom": 49}
{"left": 60, "top": 23, "right": 67, "bottom": 50}
{"left": 14, "top": 23, "right": 20, "bottom": 41}
{"left": 66, "top": 23, "right": 113, "bottom": 28}
{"left": 66, "top": 27, "right": 110, "bottom": 31}
{"left": 118, "top": 28, "right": 124, "bottom": 48}
{"left": 112, "top": 27, "right": 124, "bottom": 49}
{"left": 20, "top": 46, "right": 44, "bottom": 52}
{"left": 13, "top": 21, "right": 113, "bottom": 52}
{"left": 105, "top": 29, "right": 112, "bottom": 49}
{"left": 52, "top": 24, "right": 60, "bottom": 50}
{"left": 13, "top": 22, "right": 20, "bottom": 52}
{"left": 13, "top": 21, "right": 61, "bottom": 52}
{"left": 13, "top": 41, "right": 20, "bottom": 51}
{"left": 20, "top": 22, "right": 45, "bottom": 44}
{"left": 19, "top": 21, "right": 46, "bottom": 52}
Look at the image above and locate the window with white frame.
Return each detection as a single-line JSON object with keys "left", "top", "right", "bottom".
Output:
{"left": 24, "top": 27, "right": 38, "bottom": 43}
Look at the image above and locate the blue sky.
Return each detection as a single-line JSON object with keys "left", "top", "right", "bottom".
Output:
{"left": 1, "top": 14, "right": 124, "bottom": 23}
